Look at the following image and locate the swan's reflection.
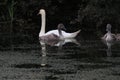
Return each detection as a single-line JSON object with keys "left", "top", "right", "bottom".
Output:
{"left": 40, "top": 54, "right": 47, "bottom": 66}
{"left": 54, "top": 38, "right": 80, "bottom": 47}
{"left": 40, "top": 38, "right": 80, "bottom": 48}
{"left": 102, "top": 40, "right": 115, "bottom": 57}
{"left": 39, "top": 38, "right": 80, "bottom": 66}
{"left": 39, "top": 41, "right": 47, "bottom": 66}
{"left": 106, "top": 41, "right": 112, "bottom": 57}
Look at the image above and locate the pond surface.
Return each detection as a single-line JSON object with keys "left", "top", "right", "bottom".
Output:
{"left": 0, "top": 34, "right": 120, "bottom": 80}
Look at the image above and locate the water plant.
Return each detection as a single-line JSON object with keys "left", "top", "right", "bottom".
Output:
{"left": 7, "top": 0, "right": 16, "bottom": 50}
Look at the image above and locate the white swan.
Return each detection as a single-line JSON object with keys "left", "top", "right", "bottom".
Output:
{"left": 38, "top": 9, "right": 81, "bottom": 39}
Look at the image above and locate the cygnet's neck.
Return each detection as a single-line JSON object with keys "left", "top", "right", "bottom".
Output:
{"left": 108, "top": 30, "right": 111, "bottom": 33}
{"left": 58, "top": 28, "right": 64, "bottom": 40}
{"left": 107, "top": 27, "right": 112, "bottom": 35}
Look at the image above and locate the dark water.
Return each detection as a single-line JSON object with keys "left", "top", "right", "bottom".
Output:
{"left": 0, "top": 34, "right": 120, "bottom": 80}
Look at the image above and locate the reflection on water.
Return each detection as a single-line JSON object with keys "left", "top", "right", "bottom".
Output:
{"left": 40, "top": 38, "right": 80, "bottom": 47}
{"left": 39, "top": 38, "right": 80, "bottom": 66}
{"left": 1, "top": 35, "right": 120, "bottom": 80}
{"left": 40, "top": 55, "right": 47, "bottom": 66}
{"left": 101, "top": 39, "right": 119, "bottom": 57}
{"left": 39, "top": 41, "right": 47, "bottom": 66}
{"left": 40, "top": 41, "right": 46, "bottom": 57}
{"left": 102, "top": 40, "right": 115, "bottom": 57}
{"left": 106, "top": 42, "right": 112, "bottom": 57}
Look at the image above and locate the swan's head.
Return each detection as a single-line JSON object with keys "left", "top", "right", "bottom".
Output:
{"left": 58, "top": 23, "right": 66, "bottom": 30}
{"left": 38, "top": 9, "right": 45, "bottom": 15}
{"left": 106, "top": 24, "right": 112, "bottom": 32}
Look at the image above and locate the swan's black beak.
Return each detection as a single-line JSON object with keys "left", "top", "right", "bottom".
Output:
{"left": 37, "top": 11, "right": 41, "bottom": 15}
{"left": 37, "top": 13, "right": 40, "bottom": 15}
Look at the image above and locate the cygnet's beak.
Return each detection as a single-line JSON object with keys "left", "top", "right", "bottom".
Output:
{"left": 63, "top": 26, "right": 66, "bottom": 31}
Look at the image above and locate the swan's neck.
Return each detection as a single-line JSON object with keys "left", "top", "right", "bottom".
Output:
{"left": 58, "top": 29, "right": 64, "bottom": 39}
{"left": 39, "top": 12, "right": 46, "bottom": 36}
{"left": 107, "top": 32, "right": 112, "bottom": 37}
{"left": 107, "top": 31, "right": 111, "bottom": 34}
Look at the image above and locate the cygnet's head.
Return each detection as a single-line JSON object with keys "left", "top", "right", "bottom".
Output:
{"left": 38, "top": 9, "right": 45, "bottom": 15}
{"left": 57, "top": 23, "right": 66, "bottom": 30}
{"left": 106, "top": 24, "right": 112, "bottom": 32}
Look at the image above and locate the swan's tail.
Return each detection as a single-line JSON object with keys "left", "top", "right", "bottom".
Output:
{"left": 71, "top": 29, "right": 81, "bottom": 38}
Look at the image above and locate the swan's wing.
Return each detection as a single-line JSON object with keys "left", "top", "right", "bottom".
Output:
{"left": 101, "top": 33, "right": 107, "bottom": 40}
{"left": 45, "top": 30, "right": 59, "bottom": 36}
{"left": 45, "top": 30, "right": 70, "bottom": 37}
{"left": 62, "top": 30, "right": 81, "bottom": 38}
{"left": 61, "top": 31, "right": 71, "bottom": 37}
{"left": 45, "top": 29, "right": 80, "bottom": 38}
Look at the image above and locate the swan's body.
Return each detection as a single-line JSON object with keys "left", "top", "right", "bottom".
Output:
{"left": 101, "top": 24, "right": 116, "bottom": 42}
{"left": 38, "top": 9, "right": 81, "bottom": 39}
{"left": 102, "top": 33, "right": 116, "bottom": 42}
{"left": 39, "top": 23, "right": 66, "bottom": 42}
{"left": 39, "top": 33, "right": 59, "bottom": 41}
